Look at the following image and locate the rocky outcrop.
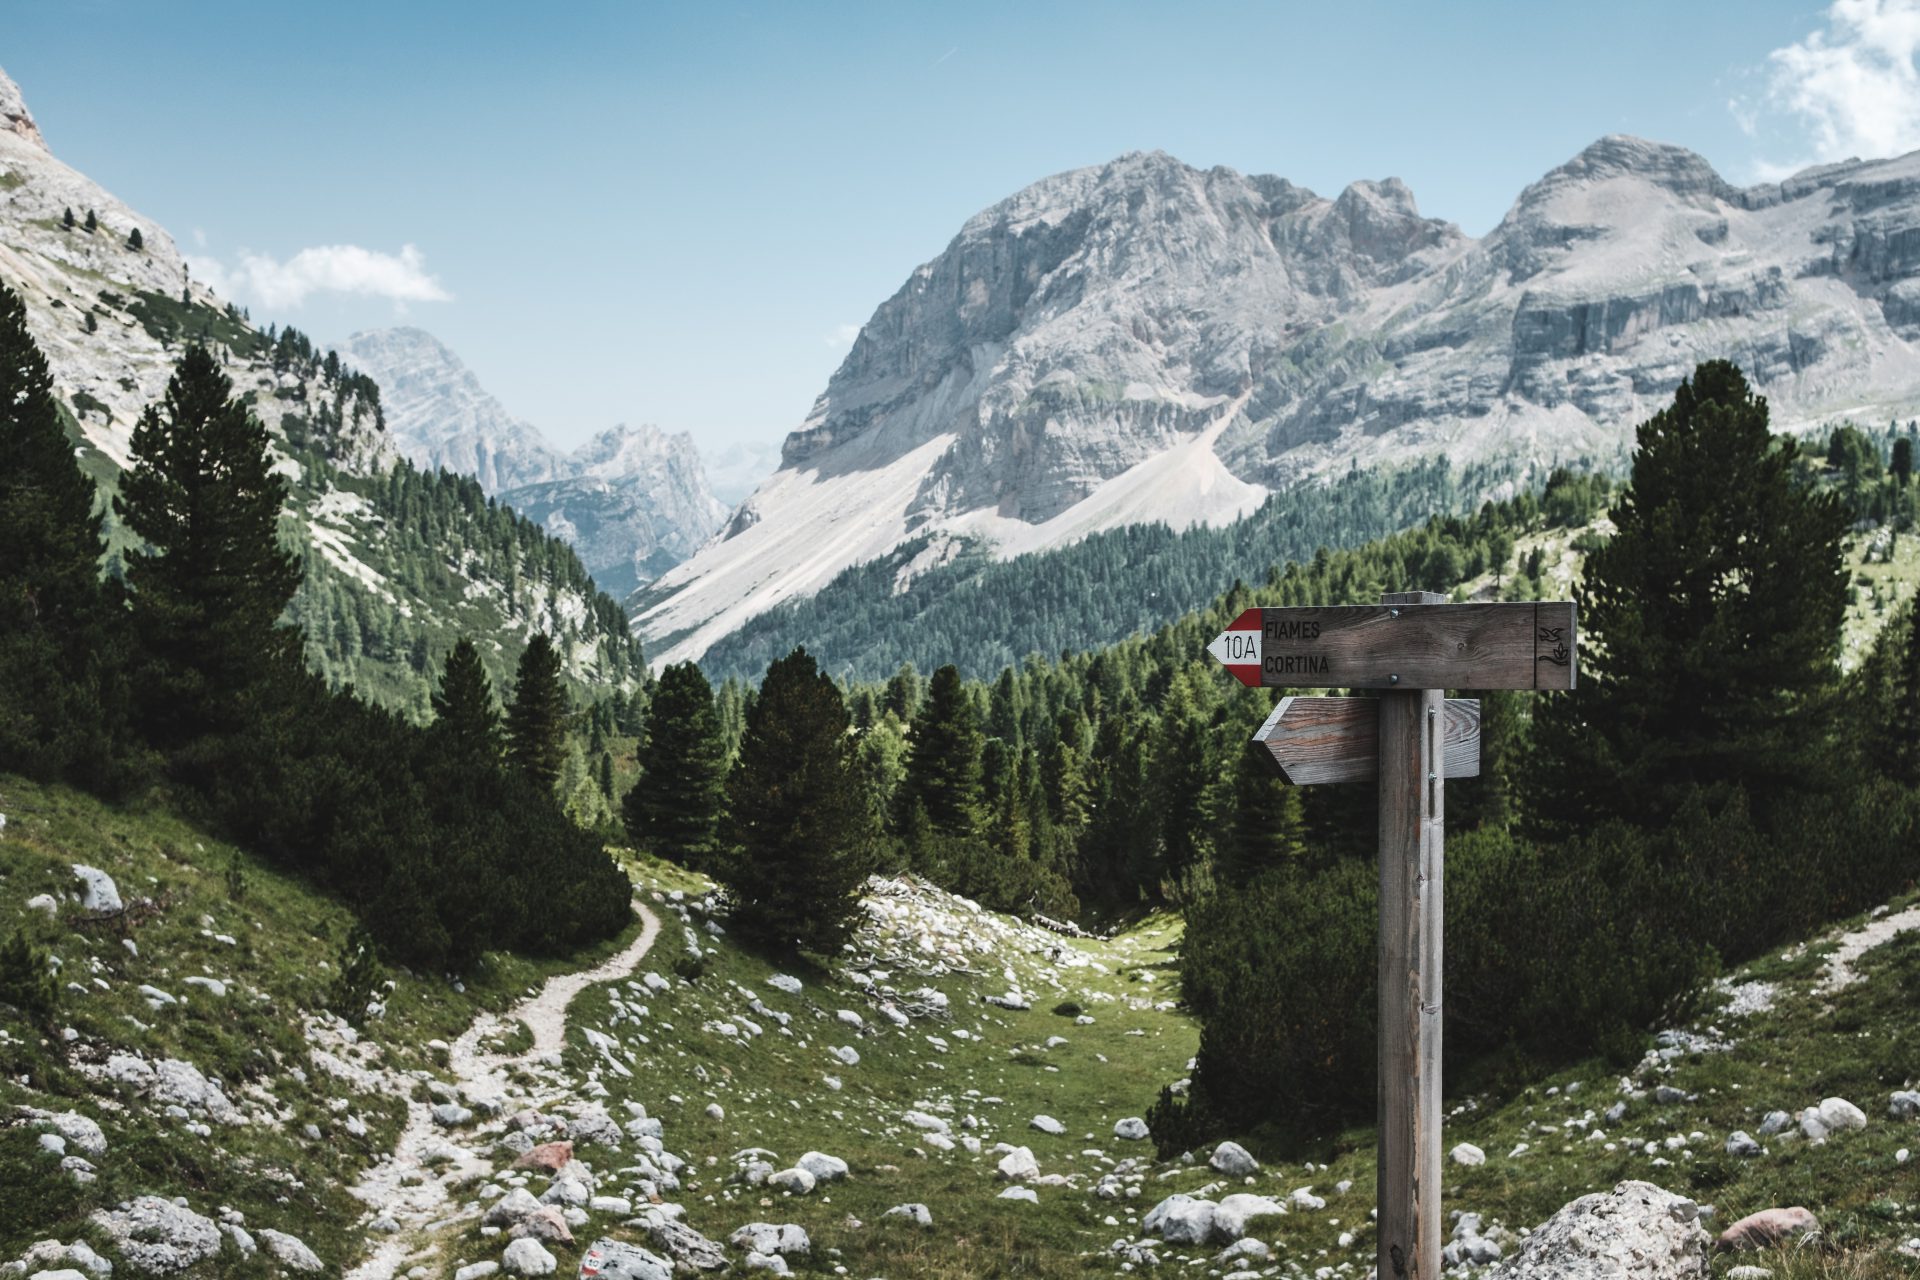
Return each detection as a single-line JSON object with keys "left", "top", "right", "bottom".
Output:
{"left": 638, "top": 139, "right": 1920, "bottom": 663}
{"left": 1490, "top": 1180, "right": 1711, "bottom": 1279}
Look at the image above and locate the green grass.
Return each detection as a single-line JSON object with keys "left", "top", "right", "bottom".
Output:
{"left": 5, "top": 775, "right": 1915, "bottom": 1277}
{"left": 0, "top": 774, "right": 640, "bottom": 1272}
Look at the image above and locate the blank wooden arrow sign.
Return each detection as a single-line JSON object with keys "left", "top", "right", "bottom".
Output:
{"left": 1254, "top": 695, "right": 1482, "bottom": 785}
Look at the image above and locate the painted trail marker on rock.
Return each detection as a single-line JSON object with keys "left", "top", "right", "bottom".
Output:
{"left": 1208, "top": 591, "right": 1577, "bottom": 1280}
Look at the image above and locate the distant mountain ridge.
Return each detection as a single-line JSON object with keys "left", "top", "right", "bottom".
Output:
{"left": 341, "top": 326, "right": 728, "bottom": 596}
{"left": 636, "top": 138, "right": 1920, "bottom": 664}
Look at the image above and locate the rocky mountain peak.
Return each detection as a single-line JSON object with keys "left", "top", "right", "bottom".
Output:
{"left": 640, "top": 137, "right": 1920, "bottom": 664}
{"left": 0, "top": 66, "right": 49, "bottom": 153}
{"left": 1510, "top": 133, "right": 1738, "bottom": 213}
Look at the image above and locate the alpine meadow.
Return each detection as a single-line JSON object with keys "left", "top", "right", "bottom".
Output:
{"left": 4, "top": 12, "right": 1920, "bottom": 1280}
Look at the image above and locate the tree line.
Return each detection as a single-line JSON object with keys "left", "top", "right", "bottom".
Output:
{"left": 0, "top": 284, "right": 629, "bottom": 976}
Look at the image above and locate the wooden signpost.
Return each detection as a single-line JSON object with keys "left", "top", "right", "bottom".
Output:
{"left": 1208, "top": 590, "right": 1578, "bottom": 1280}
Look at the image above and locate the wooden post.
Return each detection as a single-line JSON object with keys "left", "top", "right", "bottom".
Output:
{"left": 1376, "top": 590, "right": 1444, "bottom": 1280}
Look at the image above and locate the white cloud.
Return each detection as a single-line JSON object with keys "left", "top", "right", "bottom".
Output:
{"left": 824, "top": 322, "right": 861, "bottom": 348}
{"left": 184, "top": 243, "right": 450, "bottom": 310}
{"left": 1742, "top": 0, "right": 1920, "bottom": 176}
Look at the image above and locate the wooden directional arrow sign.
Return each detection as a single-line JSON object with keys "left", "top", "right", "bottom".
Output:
{"left": 1205, "top": 591, "right": 1580, "bottom": 1280}
{"left": 1255, "top": 696, "right": 1481, "bottom": 785}
{"left": 1207, "top": 600, "right": 1577, "bottom": 691}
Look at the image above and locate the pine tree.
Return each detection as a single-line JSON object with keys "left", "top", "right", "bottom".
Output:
{"left": 624, "top": 660, "right": 727, "bottom": 871}
{"left": 505, "top": 633, "right": 569, "bottom": 792}
{"left": 61, "top": 207, "right": 74, "bottom": 230}
{"left": 83, "top": 209, "right": 97, "bottom": 233}
{"left": 116, "top": 344, "right": 300, "bottom": 743}
{"left": 1217, "top": 734, "right": 1305, "bottom": 888}
{"left": 900, "top": 664, "right": 984, "bottom": 838}
{"left": 0, "top": 283, "right": 128, "bottom": 784}
{"left": 718, "top": 647, "right": 871, "bottom": 954}
{"left": 84, "top": 310, "right": 97, "bottom": 334}
{"left": 1526, "top": 361, "right": 1850, "bottom": 833}
{"left": 430, "top": 637, "right": 500, "bottom": 762}
{"left": 1895, "top": 437, "right": 1913, "bottom": 489}
{"left": 1149, "top": 671, "right": 1216, "bottom": 895}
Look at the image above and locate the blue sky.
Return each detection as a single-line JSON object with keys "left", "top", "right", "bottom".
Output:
{"left": 11, "top": 1, "right": 1920, "bottom": 458}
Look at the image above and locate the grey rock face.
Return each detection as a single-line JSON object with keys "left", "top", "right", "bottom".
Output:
{"left": 1489, "top": 1180, "right": 1710, "bottom": 1279}
{"left": 726, "top": 1224, "right": 809, "bottom": 1257}
{"left": 1209, "top": 1140, "right": 1259, "bottom": 1177}
{"left": 642, "top": 1220, "right": 726, "bottom": 1271}
{"left": 255, "top": 1229, "right": 322, "bottom": 1273}
{"left": 342, "top": 329, "right": 727, "bottom": 592}
{"left": 90, "top": 1198, "right": 223, "bottom": 1275}
{"left": 70, "top": 866, "right": 121, "bottom": 916}
{"left": 642, "top": 139, "right": 1920, "bottom": 663}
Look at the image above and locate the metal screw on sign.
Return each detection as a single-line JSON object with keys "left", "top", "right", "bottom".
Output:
{"left": 1207, "top": 591, "right": 1578, "bottom": 1279}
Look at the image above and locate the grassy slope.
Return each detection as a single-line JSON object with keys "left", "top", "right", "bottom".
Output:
{"left": 3, "top": 775, "right": 1915, "bottom": 1278}
{"left": 0, "top": 775, "right": 641, "bottom": 1272}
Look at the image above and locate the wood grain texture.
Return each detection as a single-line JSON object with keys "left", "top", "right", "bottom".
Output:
{"left": 1376, "top": 686, "right": 1444, "bottom": 1280}
{"left": 1255, "top": 600, "right": 1577, "bottom": 691}
{"left": 1253, "top": 697, "right": 1480, "bottom": 785}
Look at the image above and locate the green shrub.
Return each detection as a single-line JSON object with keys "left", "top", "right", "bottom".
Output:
{"left": 328, "top": 926, "right": 385, "bottom": 1026}
{"left": 0, "top": 928, "right": 58, "bottom": 1025}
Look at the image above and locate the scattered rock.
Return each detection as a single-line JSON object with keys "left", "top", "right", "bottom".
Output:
{"left": 71, "top": 865, "right": 121, "bottom": 916}
{"left": 25, "top": 893, "right": 56, "bottom": 915}
{"left": 996, "top": 1146, "right": 1039, "bottom": 1182}
{"left": 796, "top": 1152, "right": 847, "bottom": 1183}
{"left": 1717, "top": 1206, "right": 1820, "bottom": 1252}
{"left": 1816, "top": 1096, "right": 1867, "bottom": 1132}
{"left": 1725, "top": 1268, "right": 1773, "bottom": 1280}
{"left": 997, "top": 1187, "right": 1038, "bottom": 1204}
{"left": 1756, "top": 1111, "right": 1792, "bottom": 1136}
{"left": 1725, "top": 1131, "right": 1761, "bottom": 1158}
{"left": 453, "top": 1264, "right": 499, "bottom": 1280}
{"left": 1113, "top": 1117, "right": 1150, "bottom": 1141}
{"left": 902, "top": 1110, "right": 948, "bottom": 1135}
{"left": 432, "top": 1103, "right": 474, "bottom": 1128}
{"left": 1890, "top": 1090, "right": 1920, "bottom": 1120}
{"left": 1213, "top": 1194, "right": 1287, "bottom": 1242}
{"left": 501, "top": 1238, "right": 556, "bottom": 1277}
{"left": 766, "top": 975, "right": 802, "bottom": 995}
{"left": 1493, "top": 1180, "right": 1709, "bottom": 1278}
{"left": 512, "top": 1209, "right": 574, "bottom": 1246}
{"left": 1145, "top": 1194, "right": 1216, "bottom": 1245}
{"left": 766, "top": 1167, "right": 815, "bottom": 1196}
{"left": 568, "top": 1110, "right": 623, "bottom": 1148}
{"left": 1217, "top": 1237, "right": 1271, "bottom": 1265}
{"left": 1451, "top": 1142, "right": 1486, "bottom": 1167}
{"left": 882, "top": 1204, "right": 932, "bottom": 1228}
{"left": 1029, "top": 1115, "right": 1066, "bottom": 1136}
{"left": 516, "top": 1141, "right": 574, "bottom": 1173}
{"left": 91, "top": 1197, "right": 222, "bottom": 1274}
{"left": 1209, "top": 1141, "right": 1258, "bottom": 1177}
{"left": 643, "top": 1221, "right": 726, "bottom": 1272}
{"left": 484, "top": 1188, "right": 544, "bottom": 1228}
{"left": 257, "top": 1229, "right": 323, "bottom": 1273}
{"left": 727, "top": 1224, "right": 809, "bottom": 1257}
{"left": 23, "top": 1109, "right": 108, "bottom": 1157}
{"left": 579, "top": 1239, "right": 672, "bottom": 1280}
